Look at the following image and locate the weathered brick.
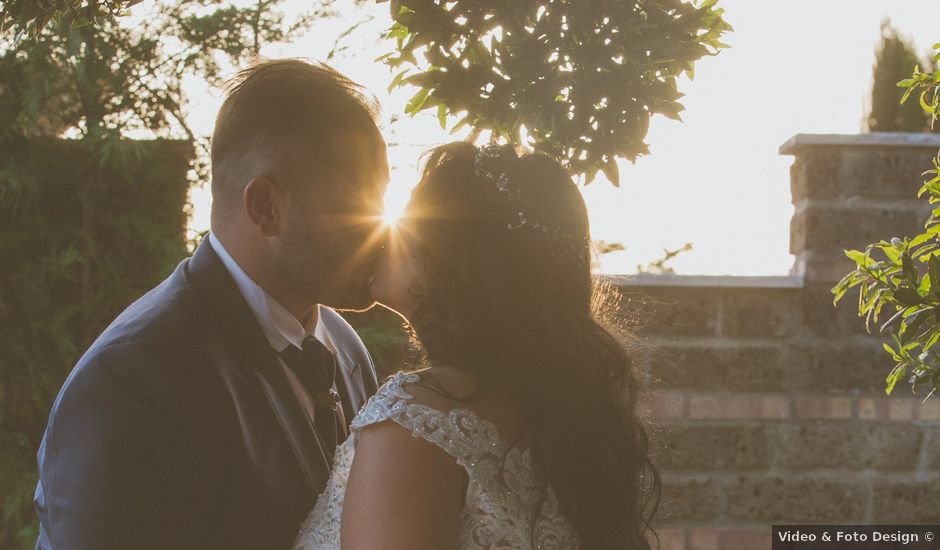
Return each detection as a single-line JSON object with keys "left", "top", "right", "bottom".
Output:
{"left": 618, "top": 286, "right": 722, "bottom": 338}
{"left": 645, "top": 345, "right": 788, "bottom": 392}
{"left": 660, "top": 527, "right": 771, "bottom": 550}
{"left": 689, "top": 394, "right": 790, "bottom": 420}
{"left": 790, "top": 203, "right": 927, "bottom": 258}
{"left": 791, "top": 147, "right": 937, "bottom": 203}
{"left": 658, "top": 477, "right": 722, "bottom": 522}
{"left": 688, "top": 529, "right": 718, "bottom": 550}
{"left": 793, "top": 395, "right": 853, "bottom": 419}
{"left": 889, "top": 398, "right": 916, "bottom": 421}
{"left": 923, "top": 427, "right": 940, "bottom": 469}
{"left": 921, "top": 398, "right": 940, "bottom": 421}
{"left": 857, "top": 396, "right": 891, "bottom": 420}
{"left": 771, "top": 422, "right": 922, "bottom": 470}
{"left": 648, "top": 340, "right": 900, "bottom": 394}
{"left": 726, "top": 476, "right": 867, "bottom": 522}
{"left": 839, "top": 148, "right": 939, "bottom": 200}
{"left": 650, "top": 528, "right": 686, "bottom": 550}
{"left": 652, "top": 424, "right": 768, "bottom": 471}
{"left": 800, "top": 257, "right": 861, "bottom": 284}
{"left": 785, "top": 340, "right": 894, "bottom": 392}
{"left": 720, "top": 288, "right": 802, "bottom": 338}
{"left": 856, "top": 395, "right": 930, "bottom": 421}
{"left": 718, "top": 529, "right": 773, "bottom": 550}
{"left": 638, "top": 392, "right": 686, "bottom": 420}
{"left": 798, "top": 283, "right": 875, "bottom": 338}
{"left": 872, "top": 478, "right": 940, "bottom": 522}
{"left": 789, "top": 149, "right": 842, "bottom": 203}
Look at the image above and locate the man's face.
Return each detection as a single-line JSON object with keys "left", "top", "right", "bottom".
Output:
{"left": 275, "top": 131, "right": 390, "bottom": 311}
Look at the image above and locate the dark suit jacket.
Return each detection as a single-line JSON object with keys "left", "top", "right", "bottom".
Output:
{"left": 34, "top": 237, "right": 379, "bottom": 550}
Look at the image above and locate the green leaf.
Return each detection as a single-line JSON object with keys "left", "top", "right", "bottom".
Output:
{"left": 886, "top": 363, "right": 906, "bottom": 395}
{"left": 880, "top": 306, "right": 907, "bottom": 333}
{"left": 896, "top": 287, "right": 923, "bottom": 306}
{"left": 832, "top": 277, "right": 852, "bottom": 305}
{"left": 910, "top": 231, "right": 933, "bottom": 248}
{"left": 921, "top": 89, "right": 938, "bottom": 114}
{"left": 437, "top": 103, "right": 448, "bottom": 129}
{"left": 882, "top": 244, "right": 902, "bottom": 263}
{"left": 404, "top": 88, "right": 431, "bottom": 115}
{"left": 601, "top": 157, "right": 620, "bottom": 187}
{"left": 929, "top": 255, "right": 940, "bottom": 295}
{"left": 387, "top": 69, "right": 410, "bottom": 92}
{"left": 902, "top": 307, "right": 932, "bottom": 341}
{"left": 925, "top": 329, "right": 940, "bottom": 351}
{"left": 845, "top": 249, "right": 871, "bottom": 263}
{"left": 884, "top": 341, "right": 901, "bottom": 360}
{"left": 902, "top": 251, "right": 918, "bottom": 281}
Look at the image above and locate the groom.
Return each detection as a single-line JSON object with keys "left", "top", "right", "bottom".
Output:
{"left": 34, "top": 59, "right": 389, "bottom": 549}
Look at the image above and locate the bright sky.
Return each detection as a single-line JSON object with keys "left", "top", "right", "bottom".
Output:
{"left": 180, "top": 0, "right": 940, "bottom": 275}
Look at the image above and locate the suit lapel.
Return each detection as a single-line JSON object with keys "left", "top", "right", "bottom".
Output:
{"left": 254, "top": 366, "right": 331, "bottom": 491}
{"left": 316, "top": 313, "right": 373, "bottom": 425}
{"left": 185, "top": 236, "right": 332, "bottom": 495}
{"left": 333, "top": 361, "right": 364, "bottom": 431}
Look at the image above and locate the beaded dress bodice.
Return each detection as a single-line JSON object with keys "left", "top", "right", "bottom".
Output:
{"left": 292, "top": 370, "right": 580, "bottom": 549}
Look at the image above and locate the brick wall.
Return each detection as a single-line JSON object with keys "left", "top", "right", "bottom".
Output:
{"left": 618, "top": 133, "right": 940, "bottom": 549}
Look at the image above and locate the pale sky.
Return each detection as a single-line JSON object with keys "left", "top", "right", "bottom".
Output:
{"left": 178, "top": 0, "right": 940, "bottom": 275}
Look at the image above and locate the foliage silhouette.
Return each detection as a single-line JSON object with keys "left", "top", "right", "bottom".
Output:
{"left": 833, "top": 43, "right": 940, "bottom": 402}
{"left": 867, "top": 19, "right": 937, "bottom": 133}
{"left": 381, "top": 0, "right": 731, "bottom": 185}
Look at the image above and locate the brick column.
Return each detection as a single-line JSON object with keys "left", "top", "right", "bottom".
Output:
{"left": 781, "top": 133, "right": 940, "bottom": 283}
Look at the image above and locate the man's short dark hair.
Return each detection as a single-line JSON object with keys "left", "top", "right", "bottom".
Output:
{"left": 210, "top": 59, "right": 381, "bottom": 227}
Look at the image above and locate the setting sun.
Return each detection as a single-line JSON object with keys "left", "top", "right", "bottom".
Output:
{"left": 381, "top": 209, "right": 401, "bottom": 227}
{"left": 380, "top": 182, "right": 410, "bottom": 226}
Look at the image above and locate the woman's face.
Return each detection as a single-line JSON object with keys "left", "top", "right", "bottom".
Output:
{"left": 368, "top": 220, "right": 425, "bottom": 320}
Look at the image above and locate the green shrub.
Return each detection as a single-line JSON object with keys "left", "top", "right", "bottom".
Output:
{"left": 833, "top": 43, "right": 940, "bottom": 401}
{"left": 0, "top": 137, "right": 192, "bottom": 548}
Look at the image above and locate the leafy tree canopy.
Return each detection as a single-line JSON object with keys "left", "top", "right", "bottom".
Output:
{"left": 3, "top": 0, "right": 732, "bottom": 186}
{"left": 1, "top": 0, "right": 138, "bottom": 38}
{"left": 383, "top": 0, "right": 731, "bottom": 185}
{"left": 1, "top": 0, "right": 329, "bottom": 142}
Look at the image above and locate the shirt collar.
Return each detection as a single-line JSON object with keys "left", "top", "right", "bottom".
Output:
{"left": 208, "top": 232, "right": 323, "bottom": 353}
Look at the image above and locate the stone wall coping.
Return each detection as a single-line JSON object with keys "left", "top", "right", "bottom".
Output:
{"left": 601, "top": 273, "right": 805, "bottom": 288}
{"left": 779, "top": 132, "right": 940, "bottom": 155}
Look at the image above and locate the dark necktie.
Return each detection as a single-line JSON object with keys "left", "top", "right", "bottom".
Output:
{"left": 279, "top": 336, "right": 348, "bottom": 463}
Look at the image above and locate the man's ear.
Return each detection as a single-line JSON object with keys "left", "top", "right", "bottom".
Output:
{"left": 243, "top": 176, "right": 282, "bottom": 237}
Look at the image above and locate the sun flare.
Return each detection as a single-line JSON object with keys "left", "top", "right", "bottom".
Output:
{"left": 381, "top": 207, "right": 403, "bottom": 227}
{"left": 380, "top": 181, "right": 411, "bottom": 227}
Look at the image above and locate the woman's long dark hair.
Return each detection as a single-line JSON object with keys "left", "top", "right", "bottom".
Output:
{"left": 399, "top": 141, "right": 661, "bottom": 549}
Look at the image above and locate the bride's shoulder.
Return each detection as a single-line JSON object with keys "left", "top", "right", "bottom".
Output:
{"left": 359, "top": 367, "right": 523, "bottom": 447}
{"left": 352, "top": 368, "right": 457, "bottom": 424}
{"left": 372, "top": 367, "right": 489, "bottom": 411}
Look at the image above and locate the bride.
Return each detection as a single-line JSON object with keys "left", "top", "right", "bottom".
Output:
{"left": 293, "top": 142, "right": 661, "bottom": 549}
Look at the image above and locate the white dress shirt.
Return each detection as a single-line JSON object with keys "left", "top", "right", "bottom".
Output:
{"left": 208, "top": 232, "right": 331, "bottom": 353}
{"left": 208, "top": 232, "right": 340, "bottom": 427}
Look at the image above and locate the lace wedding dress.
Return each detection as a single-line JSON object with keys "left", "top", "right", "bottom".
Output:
{"left": 293, "top": 370, "right": 580, "bottom": 549}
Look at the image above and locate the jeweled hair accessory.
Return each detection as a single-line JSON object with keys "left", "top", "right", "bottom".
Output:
{"left": 473, "top": 144, "right": 584, "bottom": 257}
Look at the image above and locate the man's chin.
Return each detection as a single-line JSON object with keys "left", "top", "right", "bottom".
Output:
{"left": 332, "top": 300, "right": 378, "bottom": 313}
{"left": 329, "top": 286, "right": 378, "bottom": 312}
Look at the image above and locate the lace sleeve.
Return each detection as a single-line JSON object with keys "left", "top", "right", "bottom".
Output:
{"left": 350, "top": 371, "right": 508, "bottom": 469}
